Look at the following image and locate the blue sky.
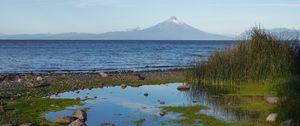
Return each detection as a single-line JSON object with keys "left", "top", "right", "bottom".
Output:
{"left": 0, "top": 0, "right": 299, "bottom": 35}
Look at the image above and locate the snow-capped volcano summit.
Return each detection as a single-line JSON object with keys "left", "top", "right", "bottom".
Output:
{"left": 0, "top": 17, "right": 231, "bottom": 40}
{"left": 166, "top": 16, "right": 184, "bottom": 24}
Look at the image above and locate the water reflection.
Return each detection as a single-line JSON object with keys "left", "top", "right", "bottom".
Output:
{"left": 45, "top": 82, "right": 263, "bottom": 126}
{"left": 189, "top": 83, "right": 267, "bottom": 121}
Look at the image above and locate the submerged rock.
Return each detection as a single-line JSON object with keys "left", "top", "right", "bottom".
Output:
{"left": 68, "top": 119, "right": 87, "bottom": 126}
{"left": 101, "top": 123, "right": 116, "bottom": 126}
{"left": 177, "top": 85, "right": 190, "bottom": 91}
{"left": 266, "top": 113, "right": 277, "bottom": 122}
{"left": 281, "top": 120, "right": 292, "bottom": 126}
{"left": 73, "top": 109, "right": 87, "bottom": 122}
{"left": 265, "top": 96, "right": 279, "bottom": 104}
{"left": 144, "top": 93, "right": 149, "bottom": 96}
{"left": 55, "top": 116, "right": 77, "bottom": 124}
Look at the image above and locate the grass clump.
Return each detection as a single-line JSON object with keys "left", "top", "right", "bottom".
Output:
{"left": 188, "top": 27, "right": 300, "bottom": 83}
{"left": 0, "top": 98, "right": 80, "bottom": 125}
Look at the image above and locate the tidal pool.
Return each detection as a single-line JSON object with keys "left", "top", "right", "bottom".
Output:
{"left": 44, "top": 83, "right": 249, "bottom": 126}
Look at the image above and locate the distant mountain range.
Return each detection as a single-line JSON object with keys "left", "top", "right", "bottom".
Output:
{"left": 0, "top": 17, "right": 231, "bottom": 40}
{"left": 240, "top": 28, "right": 300, "bottom": 40}
{"left": 268, "top": 28, "right": 300, "bottom": 39}
{"left": 0, "top": 17, "right": 299, "bottom": 40}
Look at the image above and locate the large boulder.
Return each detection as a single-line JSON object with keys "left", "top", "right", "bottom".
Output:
{"left": 101, "top": 123, "right": 116, "bottom": 126}
{"left": 68, "top": 119, "right": 87, "bottom": 126}
{"left": 265, "top": 96, "right": 279, "bottom": 104}
{"left": 55, "top": 116, "right": 77, "bottom": 124}
{"left": 266, "top": 113, "right": 278, "bottom": 122}
{"left": 177, "top": 85, "right": 190, "bottom": 91}
{"left": 73, "top": 109, "right": 87, "bottom": 122}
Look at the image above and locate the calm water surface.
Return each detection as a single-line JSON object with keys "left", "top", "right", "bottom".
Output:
{"left": 45, "top": 83, "right": 251, "bottom": 126}
{"left": 0, "top": 40, "right": 234, "bottom": 73}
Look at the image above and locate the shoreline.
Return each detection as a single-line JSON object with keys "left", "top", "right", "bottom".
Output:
{"left": 0, "top": 68, "right": 186, "bottom": 97}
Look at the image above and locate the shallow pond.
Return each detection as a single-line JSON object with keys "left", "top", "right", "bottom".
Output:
{"left": 45, "top": 83, "right": 250, "bottom": 126}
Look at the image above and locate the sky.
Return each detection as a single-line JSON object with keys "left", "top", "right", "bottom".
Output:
{"left": 0, "top": 0, "right": 299, "bottom": 35}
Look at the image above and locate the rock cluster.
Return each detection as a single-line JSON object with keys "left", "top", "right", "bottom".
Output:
{"left": 55, "top": 109, "right": 87, "bottom": 126}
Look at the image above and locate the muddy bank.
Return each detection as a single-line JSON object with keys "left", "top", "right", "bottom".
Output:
{"left": 0, "top": 69, "right": 186, "bottom": 90}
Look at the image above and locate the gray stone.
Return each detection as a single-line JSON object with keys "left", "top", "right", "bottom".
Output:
{"left": 73, "top": 109, "right": 87, "bottom": 122}
{"left": 266, "top": 113, "right": 277, "bottom": 122}
{"left": 281, "top": 120, "right": 292, "bottom": 126}
{"left": 55, "top": 116, "right": 77, "bottom": 124}
{"left": 68, "top": 119, "right": 87, "bottom": 126}
{"left": 101, "top": 123, "right": 116, "bottom": 126}
{"left": 265, "top": 96, "right": 279, "bottom": 104}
